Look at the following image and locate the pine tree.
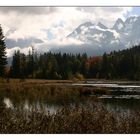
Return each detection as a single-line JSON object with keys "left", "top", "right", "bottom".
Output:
{"left": 0, "top": 25, "right": 7, "bottom": 77}
{"left": 10, "top": 50, "right": 20, "bottom": 78}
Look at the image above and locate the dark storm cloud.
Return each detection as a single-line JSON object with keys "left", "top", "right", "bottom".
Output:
{"left": 0, "top": 7, "right": 57, "bottom": 15}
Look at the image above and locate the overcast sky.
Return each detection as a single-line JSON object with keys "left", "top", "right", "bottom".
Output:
{"left": 0, "top": 7, "right": 139, "bottom": 56}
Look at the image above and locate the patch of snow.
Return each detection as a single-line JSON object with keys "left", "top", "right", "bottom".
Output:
{"left": 92, "top": 33, "right": 103, "bottom": 42}
{"left": 90, "top": 26, "right": 120, "bottom": 39}
{"left": 107, "top": 29, "right": 120, "bottom": 39}
{"left": 129, "top": 17, "right": 138, "bottom": 23}
{"left": 124, "top": 24, "right": 132, "bottom": 33}
{"left": 81, "top": 27, "right": 89, "bottom": 35}
{"left": 110, "top": 40, "right": 119, "bottom": 44}
{"left": 117, "top": 23, "right": 124, "bottom": 30}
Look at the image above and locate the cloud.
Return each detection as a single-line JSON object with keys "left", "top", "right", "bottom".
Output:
{"left": 1, "top": 7, "right": 132, "bottom": 39}
{"left": 6, "top": 38, "right": 43, "bottom": 49}
{"left": 76, "top": 7, "right": 133, "bottom": 26}
{"left": 6, "top": 37, "right": 84, "bottom": 57}
{"left": 0, "top": 7, "right": 57, "bottom": 15}
{"left": 77, "top": 7, "right": 131, "bottom": 13}
{"left": 6, "top": 46, "right": 28, "bottom": 57}
{"left": 0, "top": 7, "right": 134, "bottom": 57}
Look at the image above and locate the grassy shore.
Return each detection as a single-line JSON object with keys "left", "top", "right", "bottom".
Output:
{"left": 0, "top": 79, "right": 140, "bottom": 133}
{"left": 1, "top": 102, "right": 140, "bottom": 134}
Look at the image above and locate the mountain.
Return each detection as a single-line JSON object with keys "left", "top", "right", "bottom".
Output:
{"left": 68, "top": 21, "right": 120, "bottom": 45}
{"left": 5, "top": 16, "right": 140, "bottom": 57}
{"left": 112, "top": 18, "right": 125, "bottom": 32}
{"left": 66, "top": 16, "right": 140, "bottom": 55}
{"left": 67, "top": 21, "right": 124, "bottom": 54}
{"left": 97, "top": 22, "right": 108, "bottom": 29}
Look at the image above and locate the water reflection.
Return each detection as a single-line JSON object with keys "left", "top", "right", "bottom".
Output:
{"left": 72, "top": 83, "right": 140, "bottom": 92}
{"left": 3, "top": 98, "right": 13, "bottom": 109}
{"left": 3, "top": 98, "right": 59, "bottom": 114}
{"left": 2, "top": 81, "right": 140, "bottom": 116}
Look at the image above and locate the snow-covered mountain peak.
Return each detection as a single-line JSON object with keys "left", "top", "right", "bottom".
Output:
{"left": 125, "top": 16, "right": 138, "bottom": 24}
{"left": 66, "top": 16, "right": 140, "bottom": 55}
{"left": 80, "top": 21, "right": 93, "bottom": 27}
{"left": 68, "top": 20, "right": 122, "bottom": 49}
{"left": 113, "top": 18, "right": 125, "bottom": 32}
{"left": 6, "top": 16, "right": 140, "bottom": 56}
{"left": 97, "top": 22, "right": 108, "bottom": 29}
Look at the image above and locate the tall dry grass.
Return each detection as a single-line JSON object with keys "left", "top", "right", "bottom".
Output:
{"left": 0, "top": 79, "right": 140, "bottom": 133}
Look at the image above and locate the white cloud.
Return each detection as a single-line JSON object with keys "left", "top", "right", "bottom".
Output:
{"left": 77, "top": 7, "right": 133, "bottom": 26}
{"left": 6, "top": 37, "right": 84, "bottom": 57}
{"left": 0, "top": 7, "right": 133, "bottom": 39}
{"left": 0, "top": 7, "right": 133, "bottom": 56}
{"left": 6, "top": 46, "right": 33, "bottom": 57}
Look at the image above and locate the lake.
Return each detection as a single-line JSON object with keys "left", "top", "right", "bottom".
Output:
{"left": 1, "top": 80, "right": 139, "bottom": 115}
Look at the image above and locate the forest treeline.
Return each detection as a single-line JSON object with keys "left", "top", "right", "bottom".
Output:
{"left": 0, "top": 24, "right": 139, "bottom": 80}
{"left": 8, "top": 45, "right": 140, "bottom": 80}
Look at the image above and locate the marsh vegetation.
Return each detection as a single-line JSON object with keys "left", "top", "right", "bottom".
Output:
{"left": 0, "top": 79, "right": 140, "bottom": 134}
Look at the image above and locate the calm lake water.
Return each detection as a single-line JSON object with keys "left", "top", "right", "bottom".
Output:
{"left": 2, "top": 81, "right": 140, "bottom": 114}
{"left": 73, "top": 81, "right": 140, "bottom": 113}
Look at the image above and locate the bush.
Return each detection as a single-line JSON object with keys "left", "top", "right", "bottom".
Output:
{"left": 73, "top": 73, "right": 85, "bottom": 81}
